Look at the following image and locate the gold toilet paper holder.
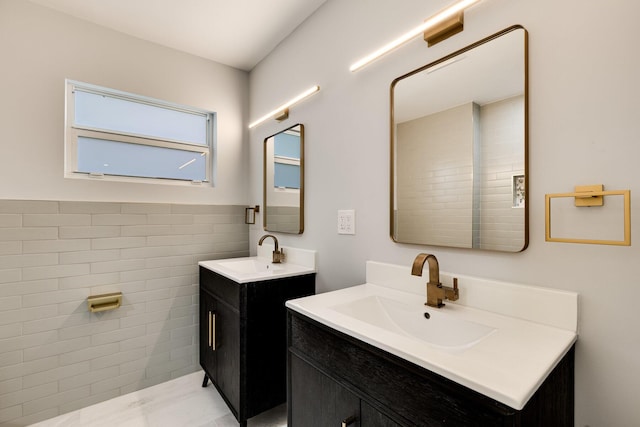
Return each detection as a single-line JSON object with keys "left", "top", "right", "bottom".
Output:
{"left": 87, "top": 292, "right": 122, "bottom": 313}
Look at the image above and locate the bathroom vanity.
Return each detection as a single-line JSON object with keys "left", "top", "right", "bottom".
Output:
{"left": 289, "top": 311, "right": 574, "bottom": 426}
{"left": 286, "top": 261, "right": 578, "bottom": 426}
{"left": 199, "top": 246, "right": 316, "bottom": 427}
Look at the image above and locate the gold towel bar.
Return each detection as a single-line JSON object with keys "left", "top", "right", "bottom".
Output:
{"left": 87, "top": 292, "right": 122, "bottom": 313}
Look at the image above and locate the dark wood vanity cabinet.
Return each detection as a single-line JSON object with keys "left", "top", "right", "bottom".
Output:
{"left": 199, "top": 266, "right": 315, "bottom": 427}
{"left": 290, "top": 352, "right": 362, "bottom": 426}
{"left": 290, "top": 351, "right": 400, "bottom": 427}
{"left": 288, "top": 310, "right": 575, "bottom": 427}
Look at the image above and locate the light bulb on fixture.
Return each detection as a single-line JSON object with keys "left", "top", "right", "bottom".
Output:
{"left": 349, "top": 0, "right": 481, "bottom": 72}
{"left": 248, "top": 85, "right": 320, "bottom": 129}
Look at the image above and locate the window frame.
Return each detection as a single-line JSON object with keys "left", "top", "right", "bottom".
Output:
{"left": 273, "top": 155, "right": 301, "bottom": 189}
{"left": 272, "top": 128, "right": 301, "bottom": 190}
{"left": 65, "top": 80, "right": 215, "bottom": 185}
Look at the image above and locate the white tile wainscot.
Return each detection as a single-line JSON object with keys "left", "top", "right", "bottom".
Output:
{"left": 0, "top": 200, "right": 249, "bottom": 426}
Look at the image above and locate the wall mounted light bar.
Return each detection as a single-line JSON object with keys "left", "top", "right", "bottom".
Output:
{"left": 349, "top": 0, "right": 481, "bottom": 72}
{"left": 248, "top": 85, "right": 320, "bottom": 129}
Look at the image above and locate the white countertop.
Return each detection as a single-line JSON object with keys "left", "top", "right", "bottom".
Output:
{"left": 286, "top": 261, "right": 578, "bottom": 410}
{"left": 199, "top": 244, "right": 316, "bottom": 284}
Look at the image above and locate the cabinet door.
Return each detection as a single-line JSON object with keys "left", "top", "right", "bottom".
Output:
{"left": 200, "top": 288, "right": 241, "bottom": 416}
{"left": 290, "top": 354, "right": 360, "bottom": 427}
{"left": 214, "top": 298, "right": 241, "bottom": 416}
{"left": 199, "top": 289, "right": 217, "bottom": 382}
{"left": 361, "top": 402, "right": 402, "bottom": 427}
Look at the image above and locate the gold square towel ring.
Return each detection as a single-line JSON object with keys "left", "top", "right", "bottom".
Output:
{"left": 545, "top": 185, "right": 631, "bottom": 246}
{"left": 87, "top": 292, "right": 122, "bottom": 313}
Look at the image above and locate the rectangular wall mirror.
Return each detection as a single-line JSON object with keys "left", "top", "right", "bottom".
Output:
{"left": 391, "top": 26, "right": 528, "bottom": 252}
{"left": 263, "top": 124, "right": 304, "bottom": 234}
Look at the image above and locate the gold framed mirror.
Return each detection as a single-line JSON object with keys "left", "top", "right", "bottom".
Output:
{"left": 263, "top": 124, "right": 304, "bottom": 234}
{"left": 391, "top": 26, "right": 528, "bottom": 251}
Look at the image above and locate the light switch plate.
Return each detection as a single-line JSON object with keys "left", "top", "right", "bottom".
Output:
{"left": 338, "top": 210, "right": 355, "bottom": 235}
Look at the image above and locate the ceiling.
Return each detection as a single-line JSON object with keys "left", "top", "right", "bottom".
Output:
{"left": 394, "top": 28, "right": 525, "bottom": 123}
{"left": 27, "top": 0, "right": 327, "bottom": 71}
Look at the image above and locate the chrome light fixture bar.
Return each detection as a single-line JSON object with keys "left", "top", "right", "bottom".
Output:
{"left": 349, "top": 0, "right": 481, "bottom": 72}
{"left": 248, "top": 85, "right": 320, "bottom": 129}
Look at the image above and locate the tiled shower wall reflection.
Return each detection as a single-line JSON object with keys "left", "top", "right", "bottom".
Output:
{"left": 265, "top": 206, "right": 300, "bottom": 233}
{"left": 0, "top": 200, "right": 249, "bottom": 426}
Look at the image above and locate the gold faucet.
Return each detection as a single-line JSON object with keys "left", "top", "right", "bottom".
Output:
{"left": 258, "top": 234, "right": 285, "bottom": 263}
{"left": 411, "top": 253, "right": 459, "bottom": 308}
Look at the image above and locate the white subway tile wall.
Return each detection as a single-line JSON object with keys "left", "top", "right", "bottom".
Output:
{"left": 0, "top": 200, "right": 249, "bottom": 426}
{"left": 396, "top": 103, "right": 475, "bottom": 247}
{"left": 478, "top": 96, "right": 525, "bottom": 251}
{"left": 395, "top": 96, "right": 524, "bottom": 251}
{"left": 265, "top": 206, "right": 301, "bottom": 233}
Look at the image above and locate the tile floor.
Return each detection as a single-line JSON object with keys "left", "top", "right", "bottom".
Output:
{"left": 29, "top": 371, "right": 287, "bottom": 427}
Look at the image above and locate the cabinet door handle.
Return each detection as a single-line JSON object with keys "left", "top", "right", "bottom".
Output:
{"left": 209, "top": 311, "right": 216, "bottom": 350}
{"left": 341, "top": 415, "right": 357, "bottom": 427}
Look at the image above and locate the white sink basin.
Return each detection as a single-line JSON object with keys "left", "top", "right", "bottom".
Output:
{"left": 331, "top": 295, "right": 495, "bottom": 349}
{"left": 217, "top": 259, "right": 284, "bottom": 274}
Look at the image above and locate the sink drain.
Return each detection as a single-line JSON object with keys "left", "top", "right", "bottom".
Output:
{"left": 423, "top": 312, "right": 431, "bottom": 319}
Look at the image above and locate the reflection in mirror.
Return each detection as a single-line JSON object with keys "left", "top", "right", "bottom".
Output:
{"left": 264, "top": 124, "right": 304, "bottom": 234}
{"left": 391, "top": 26, "right": 528, "bottom": 252}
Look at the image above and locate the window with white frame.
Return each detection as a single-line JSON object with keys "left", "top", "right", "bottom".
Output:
{"left": 65, "top": 80, "right": 214, "bottom": 184}
{"left": 273, "top": 129, "right": 301, "bottom": 189}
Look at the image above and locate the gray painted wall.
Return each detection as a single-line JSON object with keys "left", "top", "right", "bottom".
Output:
{"left": 249, "top": 0, "right": 640, "bottom": 425}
